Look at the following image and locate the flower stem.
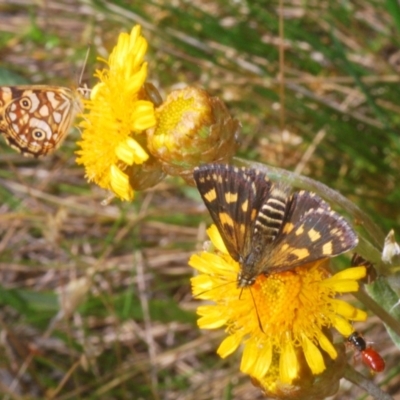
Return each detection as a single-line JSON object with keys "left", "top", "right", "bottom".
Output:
{"left": 354, "top": 288, "right": 400, "bottom": 337}
{"left": 343, "top": 364, "right": 393, "bottom": 400}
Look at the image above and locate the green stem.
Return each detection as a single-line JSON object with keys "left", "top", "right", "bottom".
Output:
{"left": 354, "top": 289, "right": 400, "bottom": 337}
{"left": 343, "top": 364, "right": 393, "bottom": 400}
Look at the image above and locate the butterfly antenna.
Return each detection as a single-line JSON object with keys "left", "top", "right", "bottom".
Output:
{"left": 278, "top": 0, "right": 286, "bottom": 165}
{"left": 193, "top": 279, "right": 236, "bottom": 298}
{"left": 248, "top": 287, "right": 264, "bottom": 334}
{"left": 239, "top": 287, "right": 264, "bottom": 333}
{"left": 78, "top": 44, "right": 91, "bottom": 88}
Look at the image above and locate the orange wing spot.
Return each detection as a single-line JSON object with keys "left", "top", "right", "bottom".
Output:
{"left": 274, "top": 245, "right": 309, "bottom": 261}
{"left": 322, "top": 241, "right": 333, "bottom": 255}
{"left": 212, "top": 173, "right": 222, "bottom": 183}
{"left": 220, "top": 212, "right": 235, "bottom": 227}
{"left": 204, "top": 188, "right": 217, "bottom": 202}
{"left": 330, "top": 228, "right": 340, "bottom": 236}
{"left": 283, "top": 222, "right": 294, "bottom": 234}
{"left": 281, "top": 244, "right": 289, "bottom": 252}
{"left": 295, "top": 224, "right": 305, "bottom": 236}
{"left": 308, "top": 228, "right": 321, "bottom": 242}
{"left": 291, "top": 248, "right": 310, "bottom": 260}
{"left": 225, "top": 191, "right": 238, "bottom": 204}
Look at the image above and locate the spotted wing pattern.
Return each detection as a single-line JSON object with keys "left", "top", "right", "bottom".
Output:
{"left": 194, "top": 164, "right": 358, "bottom": 287}
{"left": 194, "top": 164, "right": 272, "bottom": 261}
{"left": 0, "top": 85, "right": 81, "bottom": 157}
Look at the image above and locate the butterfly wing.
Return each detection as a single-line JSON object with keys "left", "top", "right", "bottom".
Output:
{"left": 0, "top": 86, "right": 80, "bottom": 157}
{"left": 193, "top": 164, "right": 271, "bottom": 261}
{"left": 261, "top": 190, "right": 358, "bottom": 271}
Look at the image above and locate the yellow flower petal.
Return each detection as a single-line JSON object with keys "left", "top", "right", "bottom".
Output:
{"left": 333, "top": 266, "right": 366, "bottom": 280}
{"left": 318, "top": 332, "right": 337, "bottom": 360}
{"left": 115, "top": 138, "right": 149, "bottom": 166}
{"left": 109, "top": 165, "right": 133, "bottom": 201}
{"left": 191, "top": 275, "right": 215, "bottom": 297}
{"left": 240, "top": 339, "right": 259, "bottom": 374}
{"left": 242, "top": 340, "right": 273, "bottom": 378}
{"left": 217, "top": 333, "right": 243, "bottom": 358}
{"left": 131, "top": 100, "right": 156, "bottom": 131}
{"left": 189, "top": 251, "right": 236, "bottom": 275}
{"left": 302, "top": 335, "right": 325, "bottom": 375}
{"left": 280, "top": 337, "right": 299, "bottom": 384}
{"left": 208, "top": 225, "right": 229, "bottom": 254}
{"left": 197, "top": 306, "right": 228, "bottom": 329}
{"left": 125, "top": 63, "right": 148, "bottom": 95}
{"left": 351, "top": 309, "right": 368, "bottom": 321}
{"left": 320, "top": 279, "right": 359, "bottom": 293}
{"left": 332, "top": 315, "right": 354, "bottom": 336}
{"left": 331, "top": 298, "right": 364, "bottom": 320}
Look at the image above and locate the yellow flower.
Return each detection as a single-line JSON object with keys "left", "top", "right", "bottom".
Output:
{"left": 147, "top": 87, "right": 239, "bottom": 184}
{"left": 189, "top": 225, "right": 367, "bottom": 385}
{"left": 76, "top": 25, "right": 158, "bottom": 201}
{"left": 251, "top": 341, "right": 347, "bottom": 399}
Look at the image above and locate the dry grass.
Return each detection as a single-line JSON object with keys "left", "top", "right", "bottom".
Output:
{"left": 1, "top": 1, "right": 400, "bottom": 399}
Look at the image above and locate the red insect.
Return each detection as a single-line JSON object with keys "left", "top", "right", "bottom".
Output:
{"left": 347, "top": 331, "right": 385, "bottom": 373}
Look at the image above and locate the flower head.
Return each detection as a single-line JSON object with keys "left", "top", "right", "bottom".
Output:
{"left": 251, "top": 340, "right": 347, "bottom": 399}
{"left": 147, "top": 87, "right": 240, "bottom": 184}
{"left": 76, "top": 25, "right": 160, "bottom": 201}
{"left": 190, "top": 225, "right": 367, "bottom": 387}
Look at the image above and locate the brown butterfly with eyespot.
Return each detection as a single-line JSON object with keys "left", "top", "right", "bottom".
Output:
{"left": 0, "top": 85, "right": 82, "bottom": 157}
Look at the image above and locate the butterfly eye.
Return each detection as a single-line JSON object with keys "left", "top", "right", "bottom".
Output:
{"left": 32, "top": 129, "right": 46, "bottom": 141}
{"left": 19, "top": 97, "right": 32, "bottom": 110}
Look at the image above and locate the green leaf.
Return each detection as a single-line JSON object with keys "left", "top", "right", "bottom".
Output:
{"left": 0, "top": 286, "right": 29, "bottom": 310}
{"left": 366, "top": 277, "right": 400, "bottom": 348}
